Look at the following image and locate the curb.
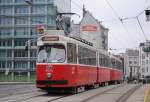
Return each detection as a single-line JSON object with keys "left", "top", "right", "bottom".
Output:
{"left": 0, "top": 82, "right": 35, "bottom": 85}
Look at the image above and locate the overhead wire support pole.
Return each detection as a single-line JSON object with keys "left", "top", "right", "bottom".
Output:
{"left": 136, "top": 17, "right": 148, "bottom": 41}
{"left": 137, "top": 3, "right": 150, "bottom": 17}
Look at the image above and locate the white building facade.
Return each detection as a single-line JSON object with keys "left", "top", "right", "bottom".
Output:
{"left": 71, "top": 10, "right": 108, "bottom": 51}
{"left": 139, "top": 41, "right": 150, "bottom": 78}
{"left": 124, "top": 49, "right": 140, "bottom": 79}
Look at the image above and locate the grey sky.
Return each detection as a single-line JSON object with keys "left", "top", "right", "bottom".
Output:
{"left": 71, "top": 0, "right": 150, "bottom": 53}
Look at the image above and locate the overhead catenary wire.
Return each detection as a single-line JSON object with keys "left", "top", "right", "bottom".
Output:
{"left": 71, "top": 0, "right": 135, "bottom": 49}
{"left": 104, "top": 0, "right": 122, "bottom": 22}
{"left": 71, "top": 0, "right": 137, "bottom": 50}
{"left": 109, "top": 32, "right": 129, "bottom": 48}
{"left": 71, "top": 0, "right": 83, "bottom": 10}
{"left": 136, "top": 2, "right": 150, "bottom": 17}
{"left": 134, "top": 1, "right": 150, "bottom": 41}
{"left": 136, "top": 17, "right": 148, "bottom": 41}
{"left": 104, "top": 0, "right": 141, "bottom": 44}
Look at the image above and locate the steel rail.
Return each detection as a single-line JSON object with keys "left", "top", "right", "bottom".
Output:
{"left": 80, "top": 84, "right": 125, "bottom": 102}
{"left": 116, "top": 84, "right": 142, "bottom": 102}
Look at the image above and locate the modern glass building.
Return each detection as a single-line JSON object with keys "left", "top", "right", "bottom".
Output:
{"left": 0, "top": 0, "right": 71, "bottom": 81}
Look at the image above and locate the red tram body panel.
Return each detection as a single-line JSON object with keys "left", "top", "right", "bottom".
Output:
{"left": 98, "top": 67, "right": 110, "bottom": 83}
{"left": 110, "top": 69, "right": 123, "bottom": 81}
{"left": 36, "top": 64, "right": 97, "bottom": 88}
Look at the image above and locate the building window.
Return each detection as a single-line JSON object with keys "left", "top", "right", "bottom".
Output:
{"left": 31, "top": 28, "right": 37, "bottom": 36}
{"left": 146, "top": 53, "right": 149, "bottom": 57}
{"left": 47, "top": 0, "right": 54, "bottom": 4}
{"left": 142, "top": 68, "right": 145, "bottom": 73}
{"left": 15, "top": 0, "right": 26, "bottom": 3}
{"left": 30, "top": 61, "right": 36, "bottom": 69}
{"left": 7, "top": 50, "right": 12, "bottom": 57}
{"left": 0, "top": 50, "right": 6, "bottom": 57}
{"left": 14, "top": 39, "right": 26, "bottom": 46}
{"left": 47, "top": 6, "right": 56, "bottom": 15}
{"left": 31, "top": 17, "right": 46, "bottom": 24}
{"left": 31, "top": 41, "right": 37, "bottom": 46}
{"left": 7, "top": 61, "right": 11, "bottom": 68}
{"left": 15, "top": 28, "right": 28, "bottom": 36}
{"left": 15, "top": 17, "right": 29, "bottom": 25}
{"left": 147, "top": 60, "right": 149, "bottom": 64}
{"left": 14, "top": 50, "right": 28, "bottom": 57}
{"left": 33, "top": 0, "right": 46, "bottom": 3}
{"left": 0, "top": 40, "right": 12, "bottom": 47}
{"left": 0, "top": 18, "right": 12, "bottom": 25}
{"left": 0, "top": 61, "right": 6, "bottom": 69}
{"left": 134, "top": 67, "right": 135, "bottom": 73}
{"left": 14, "top": 61, "right": 28, "bottom": 69}
{"left": 129, "top": 61, "right": 132, "bottom": 64}
{"left": 48, "top": 16, "right": 56, "bottom": 26}
{"left": 0, "top": 29, "right": 12, "bottom": 36}
{"left": 15, "top": 6, "right": 29, "bottom": 14}
{"left": 142, "top": 54, "right": 145, "bottom": 59}
{"left": 0, "top": 7, "right": 13, "bottom": 15}
{"left": 30, "top": 50, "right": 37, "bottom": 57}
{"left": 0, "top": 0, "right": 12, "bottom": 3}
{"left": 31, "top": 6, "right": 46, "bottom": 14}
{"left": 134, "top": 61, "right": 137, "bottom": 64}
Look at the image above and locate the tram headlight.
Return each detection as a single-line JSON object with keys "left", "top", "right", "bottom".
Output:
{"left": 47, "top": 73, "right": 52, "bottom": 78}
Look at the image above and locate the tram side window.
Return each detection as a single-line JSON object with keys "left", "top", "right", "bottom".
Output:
{"left": 67, "top": 43, "right": 77, "bottom": 64}
{"left": 78, "top": 46, "right": 85, "bottom": 64}
{"left": 78, "top": 46, "right": 96, "bottom": 66}
{"left": 99, "top": 53, "right": 110, "bottom": 67}
{"left": 89, "top": 49, "right": 96, "bottom": 65}
{"left": 99, "top": 53, "right": 106, "bottom": 67}
{"left": 111, "top": 58, "right": 116, "bottom": 68}
{"left": 116, "top": 60, "right": 122, "bottom": 69}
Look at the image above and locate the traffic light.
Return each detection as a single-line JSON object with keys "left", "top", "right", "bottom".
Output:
{"left": 37, "top": 25, "right": 45, "bottom": 34}
{"left": 38, "top": 28, "right": 44, "bottom": 34}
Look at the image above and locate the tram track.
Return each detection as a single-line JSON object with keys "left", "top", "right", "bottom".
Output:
{"left": 0, "top": 85, "right": 39, "bottom": 98}
{"left": 0, "top": 91, "right": 45, "bottom": 102}
{"left": 2, "top": 85, "right": 120, "bottom": 102}
{"left": 46, "top": 95, "right": 72, "bottom": 102}
{"left": 44, "top": 84, "right": 125, "bottom": 102}
{"left": 0, "top": 83, "right": 142, "bottom": 102}
{"left": 79, "top": 84, "right": 141, "bottom": 102}
{"left": 116, "top": 84, "right": 142, "bottom": 102}
{"left": 12, "top": 93, "right": 71, "bottom": 102}
{"left": 80, "top": 84, "right": 125, "bottom": 102}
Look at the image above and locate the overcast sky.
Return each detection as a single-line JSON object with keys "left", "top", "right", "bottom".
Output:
{"left": 71, "top": 0, "right": 150, "bottom": 53}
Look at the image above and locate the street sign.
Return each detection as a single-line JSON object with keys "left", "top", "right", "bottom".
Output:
{"left": 82, "top": 25, "right": 97, "bottom": 32}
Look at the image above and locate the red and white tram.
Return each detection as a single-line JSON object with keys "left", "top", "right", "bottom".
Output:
{"left": 36, "top": 33, "right": 123, "bottom": 93}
